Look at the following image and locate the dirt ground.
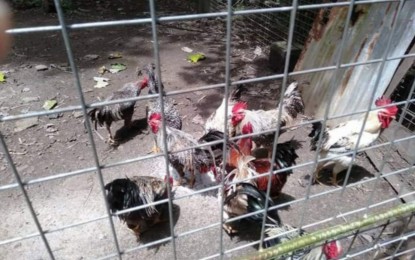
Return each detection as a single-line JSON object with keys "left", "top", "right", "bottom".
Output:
{"left": 0, "top": 2, "right": 414, "bottom": 260}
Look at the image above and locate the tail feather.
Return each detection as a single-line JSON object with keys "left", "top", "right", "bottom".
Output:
{"left": 308, "top": 122, "right": 328, "bottom": 151}
{"left": 274, "top": 139, "right": 302, "bottom": 170}
{"left": 233, "top": 183, "right": 281, "bottom": 225}
{"left": 282, "top": 81, "right": 305, "bottom": 120}
{"left": 143, "top": 63, "right": 164, "bottom": 94}
{"left": 229, "top": 76, "right": 248, "bottom": 102}
{"left": 88, "top": 108, "right": 102, "bottom": 130}
{"left": 198, "top": 130, "right": 240, "bottom": 153}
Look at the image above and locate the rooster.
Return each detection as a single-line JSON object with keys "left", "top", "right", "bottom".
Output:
{"left": 104, "top": 176, "right": 170, "bottom": 240}
{"left": 88, "top": 79, "right": 148, "bottom": 144}
{"left": 229, "top": 81, "right": 304, "bottom": 148}
{"left": 222, "top": 179, "right": 282, "bottom": 237}
{"left": 142, "top": 63, "right": 182, "bottom": 153}
{"left": 308, "top": 96, "right": 398, "bottom": 185}
{"left": 211, "top": 123, "right": 301, "bottom": 197}
{"left": 265, "top": 225, "right": 343, "bottom": 259}
{"left": 148, "top": 112, "right": 213, "bottom": 187}
{"left": 204, "top": 78, "right": 247, "bottom": 133}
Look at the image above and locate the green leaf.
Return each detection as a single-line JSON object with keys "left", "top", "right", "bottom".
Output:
{"left": 43, "top": 100, "right": 58, "bottom": 110}
{"left": 187, "top": 53, "right": 206, "bottom": 63}
{"left": 0, "top": 72, "right": 6, "bottom": 83}
{"left": 109, "top": 63, "right": 127, "bottom": 73}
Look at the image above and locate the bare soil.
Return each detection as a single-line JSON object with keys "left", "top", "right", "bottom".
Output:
{"left": 0, "top": 2, "right": 413, "bottom": 260}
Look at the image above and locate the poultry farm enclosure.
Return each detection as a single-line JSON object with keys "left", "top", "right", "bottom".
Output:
{"left": 0, "top": 0, "right": 414, "bottom": 259}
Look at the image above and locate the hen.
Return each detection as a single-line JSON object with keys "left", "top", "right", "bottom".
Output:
{"left": 148, "top": 112, "right": 213, "bottom": 187}
{"left": 230, "top": 81, "right": 304, "bottom": 148}
{"left": 88, "top": 79, "right": 148, "bottom": 144}
{"left": 104, "top": 176, "right": 170, "bottom": 240}
{"left": 142, "top": 63, "right": 182, "bottom": 153}
{"left": 308, "top": 96, "right": 398, "bottom": 185}
{"left": 204, "top": 78, "right": 247, "bottom": 133}
{"left": 265, "top": 225, "right": 342, "bottom": 259}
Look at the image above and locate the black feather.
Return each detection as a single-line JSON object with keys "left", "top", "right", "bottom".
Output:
{"left": 274, "top": 139, "right": 302, "bottom": 170}
{"left": 308, "top": 122, "right": 328, "bottom": 151}
{"left": 225, "top": 183, "right": 281, "bottom": 225}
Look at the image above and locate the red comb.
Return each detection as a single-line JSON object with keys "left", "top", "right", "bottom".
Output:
{"left": 375, "top": 96, "right": 392, "bottom": 107}
{"left": 149, "top": 112, "right": 162, "bottom": 121}
{"left": 232, "top": 101, "right": 247, "bottom": 114}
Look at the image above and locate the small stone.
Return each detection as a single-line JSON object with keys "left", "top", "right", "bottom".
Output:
{"left": 45, "top": 124, "right": 58, "bottom": 133}
{"left": 35, "top": 65, "right": 48, "bottom": 71}
{"left": 48, "top": 113, "right": 63, "bottom": 119}
{"left": 22, "top": 97, "right": 40, "bottom": 103}
{"left": 192, "top": 114, "right": 204, "bottom": 125}
{"left": 22, "top": 87, "right": 30, "bottom": 92}
{"left": 14, "top": 117, "right": 39, "bottom": 133}
{"left": 73, "top": 111, "right": 84, "bottom": 118}
{"left": 83, "top": 54, "right": 99, "bottom": 61}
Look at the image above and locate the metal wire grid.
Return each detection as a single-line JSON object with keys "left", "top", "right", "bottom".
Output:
{"left": 0, "top": 0, "right": 414, "bottom": 259}
{"left": 209, "top": 0, "right": 319, "bottom": 47}
{"left": 392, "top": 65, "right": 415, "bottom": 132}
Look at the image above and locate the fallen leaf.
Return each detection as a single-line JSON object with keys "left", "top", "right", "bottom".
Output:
{"left": 45, "top": 124, "right": 58, "bottom": 133}
{"left": 98, "top": 66, "right": 108, "bottom": 75}
{"left": 108, "top": 52, "right": 122, "bottom": 59}
{"left": 43, "top": 100, "right": 58, "bottom": 110}
{"left": 187, "top": 53, "right": 206, "bottom": 63}
{"left": 0, "top": 72, "right": 5, "bottom": 83}
{"left": 109, "top": 63, "right": 126, "bottom": 73}
{"left": 181, "top": 46, "right": 193, "bottom": 53}
{"left": 93, "top": 77, "right": 109, "bottom": 88}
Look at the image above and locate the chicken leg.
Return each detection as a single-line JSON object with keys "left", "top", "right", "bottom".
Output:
{"left": 328, "top": 163, "right": 346, "bottom": 186}
{"left": 105, "top": 123, "right": 115, "bottom": 145}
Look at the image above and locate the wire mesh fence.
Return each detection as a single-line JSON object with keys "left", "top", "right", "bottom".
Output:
{"left": 0, "top": 0, "right": 414, "bottom": 259}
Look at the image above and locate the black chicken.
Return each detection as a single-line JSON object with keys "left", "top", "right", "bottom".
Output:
{"left": 88, "top": 79, "right": 148, "bottom": 144}
{"left": 105, "top": 176, "right": 170, "bottom": 240}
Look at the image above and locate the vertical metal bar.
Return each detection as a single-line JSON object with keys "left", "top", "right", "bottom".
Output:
{"left": 148, "top": 1, "right": 177, "bottom": 259}
{"left": 0, "top": 135, "right": 55, "bottom": 260}
{"left": 258, "top": 0, "right": 299, "bottom": 249}
{"left": 218, "top": 0, "right": 233, "bottom": 258}
{"left": 338, "top": 0, "right": 405, "bottom": 197}
{"left": 364, "top": 78, "right": 415, "bottom": 210}
{"left": 297, "top": 0, "right": 356, "bottom": 231}
{"left": 51, "top": 0, "right": 122, "bottom": 258}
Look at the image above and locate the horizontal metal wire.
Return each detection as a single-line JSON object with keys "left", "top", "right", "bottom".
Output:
{"left": 2, "top": 120, "right": 413, "bottom": 192}
{"left": 2, "top": 165, "right": 413, "bottom": 249}
{"left": 5, "top": 0, "right": 399, "bottom": 34}
{"left": 2, "top": 1, "right": 414, "bottom": 259}
{"left": 1, "top": 52, "right": 414, "bottom": 123}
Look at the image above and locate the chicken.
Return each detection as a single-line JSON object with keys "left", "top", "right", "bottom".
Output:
{"left": 148, "top": 112, "right": 213, "bottom": 187}
{"left": 88, "top": 79, "right": 148, "bottom": 144}
{"left": 142, "top": 63, "right": 182, "bottom": 153}
{"left": 308, "top": 96, "right": 398, "bottom": 185}
{"left": 222, "top": 180, "right": 282, "bottom": 236}
{"left": 205, "top": 78, "right": 247, "bottom": 133}
{"left": 241, "top": 123, "right": 302, "bottom": 197}
{"left": 104, "top": 176, "right": 170, "bottom": 240}
{"left": 265, "top": 225, "right": 343, "bottom": 259}
{"left": 229, "top": 81, "right": 304, "bottom": 148}
{"left": 214, "top": 122, "right": 301, "bottom": 197}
